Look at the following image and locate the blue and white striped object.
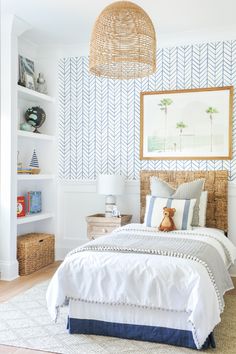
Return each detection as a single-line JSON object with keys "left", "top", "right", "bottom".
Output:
{"left": 144, "top": 196, "right": 196, "bottom": 230}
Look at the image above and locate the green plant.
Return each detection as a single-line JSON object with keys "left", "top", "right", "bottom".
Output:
{"left": 176, "top": 121, "right": 187, "bottom": 152}
{"left": 206, "top": 107, "right": 219, "bottom": 152}
{"left": 158, "top": 98, "right": 173, "bottom": 151}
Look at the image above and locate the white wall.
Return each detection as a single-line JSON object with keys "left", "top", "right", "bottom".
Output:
{"left": 39, "top": 25, "right": 236, "bottom": 59}
{"left": 56, "top": 180, "right": 139, "bottom": 258}
{"left": 56, "top": 38, "right": 236, "bottom": 278}
{"left": 56, "top": 180, "right": 236, "bottom": 276}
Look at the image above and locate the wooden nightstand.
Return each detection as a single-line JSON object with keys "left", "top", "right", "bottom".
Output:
{"left": 86, "top": 214, "right": 132, "bottom": 240}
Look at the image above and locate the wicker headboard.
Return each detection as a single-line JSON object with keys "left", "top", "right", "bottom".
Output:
{"left": 140, "top": 170, "right": 228, "bottom": 232}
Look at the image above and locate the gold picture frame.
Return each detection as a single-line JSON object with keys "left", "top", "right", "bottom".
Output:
{"left": 140, "top": 86, "right": 233, "bottom": 160}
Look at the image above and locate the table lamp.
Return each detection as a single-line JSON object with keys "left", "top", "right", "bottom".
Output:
{"left": 97, "top": 174, "right": 125, "bottom": 217}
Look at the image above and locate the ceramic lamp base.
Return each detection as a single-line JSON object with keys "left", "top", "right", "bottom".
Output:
{"left": 105, "top": 195, "right": 116, "bottom": 217}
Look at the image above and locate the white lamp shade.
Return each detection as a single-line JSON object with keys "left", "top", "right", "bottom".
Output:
{"left": 97, "top": 174, "right": 125, "bottom": 195}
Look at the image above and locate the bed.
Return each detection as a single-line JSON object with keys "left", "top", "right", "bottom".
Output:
{"left": 46, "top": 170, "right": 236, "bottom": 350}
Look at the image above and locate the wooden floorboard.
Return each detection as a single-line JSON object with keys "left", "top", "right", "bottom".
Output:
{"left": 227, "top": 276, "right": 236, "bottom": 295}
{"left": 0, "top": 261, "right": 61, "bottom": 302}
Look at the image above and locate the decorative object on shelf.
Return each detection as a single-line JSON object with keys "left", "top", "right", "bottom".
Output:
{"left": 97, "top": 174, "right": 125, "bottom": 217}
{"left": 27, "top": 191, "right": 42, "bottom": 214}
{"left": 17, "top": 196, "right": 26, "bottom": 217}
{"left": 17, "top": 151, "right": 23, "bottom": 171}
{"left": 29, "top": 149, "right": 40, "bottom": 174}
{"left": 18, "top": 55, "right": 35, "bottom": 88}
{"left": 112, "top": 206, "right": 121, "bottom": 218}
{"left": 17, "top": 169, "right": 33, "bottom": 174}
{"left": 17, "top": 149, "right": 40, "bottom": 175}
{"left": 36, "top": 73, "right": 48, "bottom": 94}
{"left": 25, "top": 106, "right": 46, "bottom": 133}
{"left": 20, "top": 122, "right": 32, "bottom": 132}
{"left": 18, "top": 170, "right": 31, "bottom": 174}
{"left": 25, "top": 73, "right": 35, "bottom": 90}
{"left": 89, "top": 1, "right": 156, "bottom": 80}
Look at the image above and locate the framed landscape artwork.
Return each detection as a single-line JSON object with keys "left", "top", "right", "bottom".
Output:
{"left": 18, "top": 55, "right": 35, "bottom": 88}
{"left": 140, "top": 86, "right": 233, "bottom": 160}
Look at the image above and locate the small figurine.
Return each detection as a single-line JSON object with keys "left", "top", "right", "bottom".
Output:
{"left": 36, "top": 73, "right": 47, "bottom": 94}
{"left": 20, "top": 122, "right": 32, "bottom": 132}
{"left": 159, "top": 207, "right": 176, "bottom": 232}
{"left": 29, "top": 149, "right": 40, "bottom": 174}
{"left": 112, "top": 206, "right": 121, "bottom": 218}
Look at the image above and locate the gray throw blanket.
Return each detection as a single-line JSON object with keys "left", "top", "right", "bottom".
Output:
{"left": 69, "top": 229, "right": 233, "bottom": 312}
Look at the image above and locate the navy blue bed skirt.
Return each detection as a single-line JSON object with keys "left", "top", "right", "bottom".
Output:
{"left": 67, "top": 317, "right": 215, "bottom": 350}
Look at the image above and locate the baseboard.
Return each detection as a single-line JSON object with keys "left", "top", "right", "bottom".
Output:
{"left": 0, "top": 259, "right": 19, "bottom": 280}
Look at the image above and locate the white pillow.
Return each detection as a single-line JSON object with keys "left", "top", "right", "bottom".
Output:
{"left": 144, "top": 196, "right": 196, "bottom": 231}
{"left": 198, "top": 191, "right": 208, "bottom": 227}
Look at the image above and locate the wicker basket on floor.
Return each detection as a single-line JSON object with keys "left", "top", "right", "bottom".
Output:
{"left": 17, "top": 233, "right": 55, "bottom": 276}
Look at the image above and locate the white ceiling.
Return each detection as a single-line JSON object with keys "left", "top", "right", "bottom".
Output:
{"left": 4, "top": 0, "right": 236, "bottom": 46}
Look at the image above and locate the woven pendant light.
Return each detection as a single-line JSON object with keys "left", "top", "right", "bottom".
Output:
{"left": 89, "top": 1, "right": 156, "bottom": 80}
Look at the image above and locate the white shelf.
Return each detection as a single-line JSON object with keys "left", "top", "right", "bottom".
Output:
{"left": 17, "top": 130, "right": 55, "bottom": 141}
{"left": 17, "top": 174, "right": 55, "bottom": 181}
{"left": 17, "top": 85, "right": 55, "bottom": 103}
{"left": 17, "top": 212, "right": 54, "bottom": 225}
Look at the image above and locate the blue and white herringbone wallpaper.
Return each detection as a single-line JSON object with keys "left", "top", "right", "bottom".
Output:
{"left": 59, "top": 40, "right": 236, "bottom": 180}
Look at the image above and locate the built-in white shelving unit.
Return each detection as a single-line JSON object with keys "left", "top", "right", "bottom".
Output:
{"left": 17, "top": 174, "right": 55, "bottom": 181}
{"left": 17, "top": 84, "right": 55, "bottom": 103}
{"left": 0, "top": 12, "right": 58, "bottom": 280}
{"left": 17, "top": 212, "right": 54, "bottom": 225}
{"left": 0, "top": 16, "right": 58, "bottom": 280}
{"left": 16, "top": 33, "right": 58, "bottom": 270}
{"left": 17, "top": 130, "right": 55, "bottom": 141}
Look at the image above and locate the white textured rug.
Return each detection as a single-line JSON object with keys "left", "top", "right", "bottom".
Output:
{"left": 0, "top": 281, "right": 235, "bottom": 354}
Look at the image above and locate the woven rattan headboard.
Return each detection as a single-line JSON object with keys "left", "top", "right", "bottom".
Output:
{"left": 140, "top": 170, "right": 228, "bottom": 231}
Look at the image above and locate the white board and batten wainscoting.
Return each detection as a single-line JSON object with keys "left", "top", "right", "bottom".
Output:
{"left": 57, "top": 180, "right": 236, "bottom": 276}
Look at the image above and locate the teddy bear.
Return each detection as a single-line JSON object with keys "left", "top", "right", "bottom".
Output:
{"left": 158, "top": 207, "right": 176, "bottom": 232}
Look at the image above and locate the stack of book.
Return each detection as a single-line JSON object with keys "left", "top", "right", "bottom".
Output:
{"left": 27, "top": 191, "right": 42, "bottom": 213}
{"left": 17, "top": 191, "right": 42, "bottom": 217}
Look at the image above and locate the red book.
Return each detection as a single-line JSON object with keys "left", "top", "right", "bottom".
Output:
{"left": 17, "top": 196, "right": 26, "bottom": 217}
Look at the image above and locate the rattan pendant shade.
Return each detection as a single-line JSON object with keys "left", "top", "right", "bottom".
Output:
{"left": 89, "top": 1, "right": 156, "bottom": 80}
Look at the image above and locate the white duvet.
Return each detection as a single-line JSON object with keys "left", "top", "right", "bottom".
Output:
{"left": 46, "top": 225, "right": 236, "bottom": 349}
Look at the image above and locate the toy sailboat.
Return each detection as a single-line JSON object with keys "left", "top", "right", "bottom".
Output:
{"left": 29, "top": 149, "right": 40, "bottom": 174}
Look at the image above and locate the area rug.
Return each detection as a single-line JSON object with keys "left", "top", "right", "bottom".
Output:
{"left": 0, "top": 281, "right": 236, "bottom": 354}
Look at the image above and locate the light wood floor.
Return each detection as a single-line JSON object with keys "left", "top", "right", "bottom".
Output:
{"left": 227, "top": 276, "right": 236, "bottom": 295}
{"left": 0, "top": 263, "right": 235, "bottom": 354}
{"left": 0, "top": 261, "right": 61, "bottom": 303}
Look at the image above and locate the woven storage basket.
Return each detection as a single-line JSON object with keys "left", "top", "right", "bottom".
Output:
{"left": 17, "top": 233, "right": 55, "bottom": 276}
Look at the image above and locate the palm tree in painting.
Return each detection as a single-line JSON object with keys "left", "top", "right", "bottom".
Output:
{"left": 176, "top": 121, "right": 187, "bottom": 152}
{"left": 158, "top": 98, "right": 173, "bottom": 151}
{"left": 206, "top": 107, "right": 219, "bottom": 152}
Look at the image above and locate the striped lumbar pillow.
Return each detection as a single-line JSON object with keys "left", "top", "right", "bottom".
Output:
{"left": 144, "top": 195, "right": 196, "bottom": 230}
{"left": 150, "top": 177, "right": 205, "bottom": 227}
